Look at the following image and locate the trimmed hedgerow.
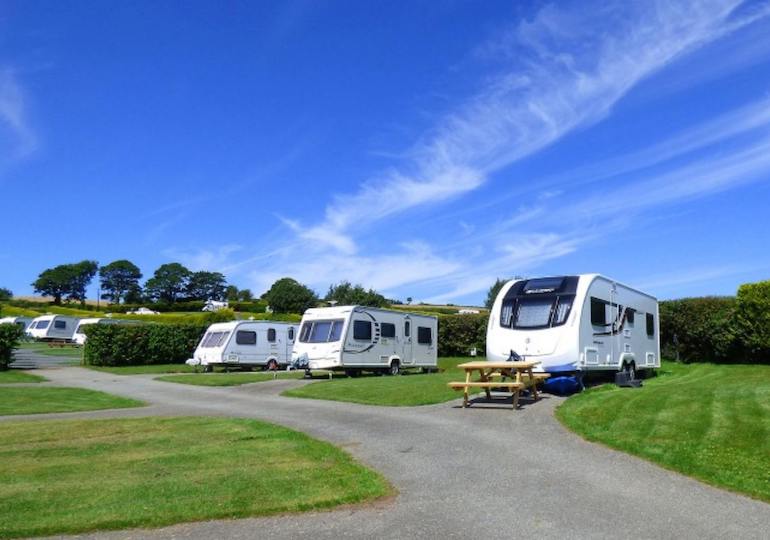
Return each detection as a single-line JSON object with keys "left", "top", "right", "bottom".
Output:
{"left": 437, "top": 314, "right": 488, "bottom": 357}
{"left": 82, "top": 324, "right": 207, "bottom": 366}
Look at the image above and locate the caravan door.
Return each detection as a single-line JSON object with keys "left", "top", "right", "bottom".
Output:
{"left": 401, "top": 317, "right": 413, "bottom": 364}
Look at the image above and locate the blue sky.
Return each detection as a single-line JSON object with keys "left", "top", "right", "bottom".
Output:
{"left": 2, "top": 0, "right": 770, "bottom": 305}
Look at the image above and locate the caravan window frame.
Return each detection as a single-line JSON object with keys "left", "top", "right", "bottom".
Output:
{"left": 299, "top": 319, "right": 345, "bottom": 343}
{"left": 267, "top": 328, "right": 277, "bottom": 342}
{"left": 646, "top": 313, "right": 655, "bottom": 337}
{"left": 381, "top": 323, "right": 396, "bottom": 338}
{"left": 417, "top": 326, "right": 432, "bottom": 345}
{"left": 353, "top": 320, "right": 372, "bottom": 341}
{"left": 500, "top": 294, "right": 575, "bottom": 330}
{"left": 236, "top": 330, "right": 257, "bottom": 345}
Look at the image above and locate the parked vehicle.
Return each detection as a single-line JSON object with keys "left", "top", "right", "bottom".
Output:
{"left": 202, "top": 300, "right": 229, "bottom": 312}
{"left": 127, "top": 307, "right": 159, "bottom": 315}
{"left": 292, "top": 305, "right": 438, "bottom": 375}
{"left": 0, "top": 316, "right": 33, "bottom": 333}
{"left": 187, "top": 320, "right": 299, "bottom": 371}
{"left": 26, "top": 315, "right": 80, "bottom": 341}
{"left": 72, "top": 317, "right": 138, "bottom": 345}
{"left": 486, "top": 274, "right": 660, "bottom": 378}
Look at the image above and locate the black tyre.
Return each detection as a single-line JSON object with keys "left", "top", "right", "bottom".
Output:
{"left": 388, "top": 360, "right": 400, "bottom": 376}
{"left": 622, "top": 360, "right": 636, "bottom": 380}
{"left": 266, "top": 359, "right": 279, "bottom": 371}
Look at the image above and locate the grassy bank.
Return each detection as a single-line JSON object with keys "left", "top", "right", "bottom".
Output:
{"left": 0, "top": 387, "right": 144, "bottom": 415}
{"left": 0, "top": 417, "right": 391, "bottom": 538}
{"left": 283, "top": 357, "right": 480, "bottom": 406}
{"left": 556, "top": 361, "right": 770, "bottom": 502}
{"left": 0, "top": 371, "right": 46, "bottom": 384}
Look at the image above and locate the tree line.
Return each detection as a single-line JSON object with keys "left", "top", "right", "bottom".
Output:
{"left": 17, "top": 260, "right": 397, "bottom": 314}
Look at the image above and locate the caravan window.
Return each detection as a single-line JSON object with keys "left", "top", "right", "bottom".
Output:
{"left": 501, "top": 300, "right": 514, "bottom": 327}
{"left": 646, "top": 313, "right": 655, "bottom": 336}
{"left": 236, "top": 331, "right": 256, "bottom": 345}
{"left": 300, "top": 319, "right": 345, "bottom": 343}
{"left": 36, "top": 320, "right": 50, "bottom": 330}
{"left": 54, "top": 320, "right": 67, "bottom": 329}
{"left": 381, "top": 323, "right": 396, "bottom": 338}
{"left": 404, "top": 321, "right": 410, "bottom": 337}
{"left": 288, "top": 327, "right": 295, "bottom": 341}
{"left": 514, "top": 298, "right": 553, "bottom": 328}
{"left": 626, "top": 308, "right": 635, "bottom": 324}
{"left": 553, "top": 296, "right": 573, "bottom": 325}
{"left": 523, "top": 277, "right": 564, "bottom": 294}
{"left": 353, "top": 320, "right": 372, "bottom": 340}
{"left": 590, "top": 297, "right": 607, "bottom": 326}
{"left": 267, "top": 328, "right": 276, "bottom": 342}
{"left": 417, "top": 326, "right": 432, "bottom": 345}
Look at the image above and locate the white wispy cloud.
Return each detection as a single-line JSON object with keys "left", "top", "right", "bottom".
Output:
{"left": 0, "top": 68, "right": 36, "bottom": 162}
{"left": 195, "top": 1, "right": 770, "bottom": 302}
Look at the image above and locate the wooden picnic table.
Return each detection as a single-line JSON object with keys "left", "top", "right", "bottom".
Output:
{"left": 448, "top": 361, "right": 550, "bottom": 410}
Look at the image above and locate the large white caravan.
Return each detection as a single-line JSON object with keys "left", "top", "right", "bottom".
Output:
{"left": 189, "top": 320, "right": 299, "bottom": 371}
{"left": 26, "top": 315, "right": 80, "bottom": 341}
{"left": 486, "top": 274, "right": 659, "bottom": 377}
{"left": 72, "top": 318, "right": 138, "bottom": 345}
{"left": 292, "top": 306, "right": 438, "bottom": 375}
{"left": 0, "top": 316, "right": 33, "bottom": 333}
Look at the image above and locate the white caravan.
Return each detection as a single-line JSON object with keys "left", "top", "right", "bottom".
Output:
{"left": 26, "top": 315, "right": 80, "bottom": 341}
{"left": 72, "top": 318, "right": 137, "bottom": 345}
{"left": 189, "top": 320, "right": 299, "bottom": 371}
{"left": 486, "top": 274, "right": 660, "bottom": 377}
{"left": 0, "top": 316, "right": 33, "bottom": 332}
{"left": 292, "top": 306, "right": 438, "bottom": 375}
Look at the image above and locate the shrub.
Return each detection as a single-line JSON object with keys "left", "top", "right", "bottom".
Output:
{"left": 83, "top": 324, "right": 208, "bottom": 366}
{"left": 202, "top": 308, "right": 236, "bottom": 324}
{"left": 734, "top": 280, "right": 770, "bottom": 362}
{"left": 0, "top": 323, "right": 24, "bottom": 369}
{"left": 659, "top": 297, "right": 739, "bottom": 363}
{"left": 437, "top": 314, "right": 488, "bottom": 357}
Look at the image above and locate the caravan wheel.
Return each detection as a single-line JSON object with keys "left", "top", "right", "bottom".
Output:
{"left": 388, "top": 360, "right": 400, "bottom": 376}
{"left": 622, "top": 361, "right": 636, "bottom": 380}
{"left": 203, "top": 365, "right": 213, "bottom": 373}
{"left": 266, "top": 359, "right": 279, "bottom": 371}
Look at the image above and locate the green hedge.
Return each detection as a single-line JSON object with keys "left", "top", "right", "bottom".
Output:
{"left": 0, "top": 323, "right": 24, "bottom": 369}
{"left": 82, "top": 324, "right": 208, "bottom": 366}
{"left": 660, "top": 279, "right": 770, "bottom": 364}
{"left": 437, "top": 314, "right": 488, "bottom": 357}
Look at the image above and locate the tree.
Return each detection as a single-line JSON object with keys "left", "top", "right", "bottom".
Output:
{"left": 124, "top": 284, "right": 144, "bottom": 304}
{"left": 32, "top": 260, "right": 98, "bottom": 304}
{"left": 144, "top": 263, "right": 191, "bottom": 303}
{"left": 186, "top": 271, "right": 228, "bottom": 301}
{"left": 225, "top": 285, "right": 240, "bottom": 302}
{"left": 735, "top": 279, "right": 770, "bottom": 362}
{"left": 237, "top": 288, "right": 254, "bottom": 302}
{"left": 99, "top": 260, "right": 142, "bottom": 304}
{"left": 0, "top": 287, "right": 12, "bottom": 302}
{"left": 324, "top": 281, "right": 387, "bottom": 307}
{"left": 485, "top": 278, "right": 508, "bottom": 309}
{"left": 263, "top": 278, "right": 318, "bottom": 314}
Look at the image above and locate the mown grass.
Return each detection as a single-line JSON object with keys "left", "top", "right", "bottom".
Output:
{"left": 0, "top": 417, "right": 391, "bottom": 538}
{"left": 0, "top": 371, "right": 46, "bottom": 384}
{"left": 156, "top": 370, "right": 307, "bottom": 386}
{"left": 17, "top": 341, "right": 83, "bottom": 358}
{"left": 0, "top": 387, "right": 144, "bottom": 415}
{"left": 87, "top": 364, "right": 198, "bottom": 375}
{"left": 556, "top": 361, "right": 770, "bottom": 502}
{"left": 283, "top": 357, "right": 481, "bottom": 406}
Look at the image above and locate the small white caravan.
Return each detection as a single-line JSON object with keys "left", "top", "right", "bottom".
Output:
{"left": 189, "top": 320, "right": 299, "bottom": 371}
{"left": 292, "top": 305, "right": 438, "bottom": 375}
{"left": 486, "top": 274, "right": 660, "bottom": 377}
{"left": 0, "top": 316, "right": 33, "bottom": 333}
{"left": 26, "top": 315, "right": 80, "bottom": 341}
{"left": 72, "top": 318, "right": 137, "bottom": 345}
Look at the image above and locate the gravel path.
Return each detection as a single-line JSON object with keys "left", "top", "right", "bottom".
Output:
{"left": 5, "top": 367, "right": 768, "bottom": 540}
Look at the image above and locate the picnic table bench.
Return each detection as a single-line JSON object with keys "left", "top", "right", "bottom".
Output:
{"left": 448, "top": 361, "right": 550, "bottom": 410}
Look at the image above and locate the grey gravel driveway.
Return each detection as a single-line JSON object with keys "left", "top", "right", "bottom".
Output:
{"left": 4, "top": 367, "right": 768, "bottom": 540}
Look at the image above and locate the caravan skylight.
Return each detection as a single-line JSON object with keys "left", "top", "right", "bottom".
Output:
{"left": 523, "top": 277, "right": 564, "bottom": 294}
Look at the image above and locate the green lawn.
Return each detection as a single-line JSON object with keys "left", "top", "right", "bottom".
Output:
{"left": 0, "top": 387, "right": 144, "bottom": 415}
{"left": 0, "top": 417, "right": 391, "bottom": 538}
{"left": 282, "top": 357, "right": 481, "bottom": 406}
{"left": 156, "top": 370, "right": 307, "bottom": 386}
{"left": 17, "top": 341, "right": 83, "bottom": 359}
{"left": 0, "top": 371, "right": 46, "bottom": 384}
{"left": 556, "top": 361, "right": 770, "bottom": 502}
{"left": 87, "top": 363, "right": 197, "bottom": 375}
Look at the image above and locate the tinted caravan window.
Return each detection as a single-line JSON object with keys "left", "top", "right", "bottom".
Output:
{"left": 591, "top": 297, "right": 607, "bottom": 326}
{"left": 417, "top": 326, "right": 432, "bottom": 345}
{"left": 236, "top": 331, "right": 256, "bottom": 345}
{"left": 54, "top": 320, "right": 67, "bottom": 329}
{"left": 646, "top": 313, "right": 655, "bottom": 336}
{"left": 267, "top": 328, "right": 276, "bottom": 342}
{"left": 353, "top": 320, "right": 372, "bottom": 340}
{"left": 288, "top": 327, "right": 295, "bottom": 341}
{"left": 381, "top": 323, "right": 396, "bottom": 338}
{"left": 626, "top": 308, "right": 635, "bottom": 324}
